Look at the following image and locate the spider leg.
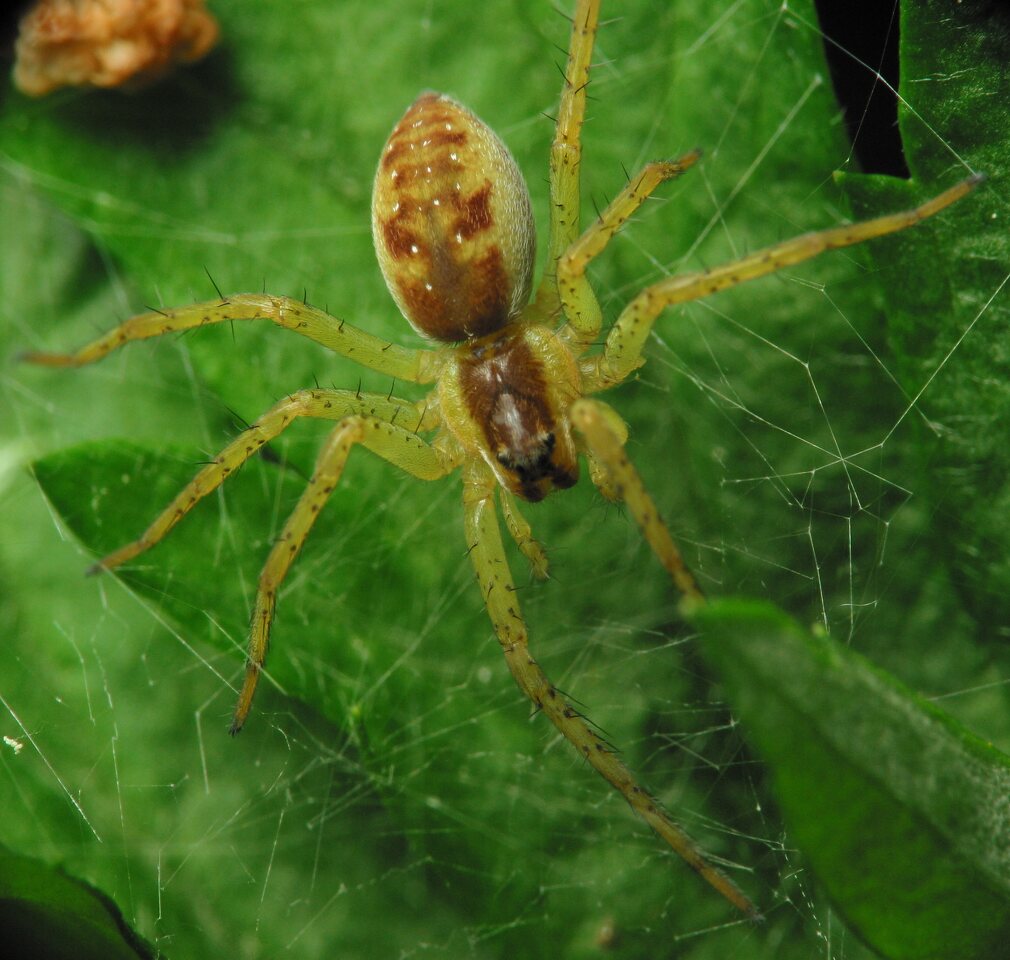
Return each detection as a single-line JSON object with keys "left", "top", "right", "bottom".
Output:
{"left": 582, "top": 174, "right": 983, "bottom": 390}
{"left": 463, "top": 461, "right": 756, "bottom": 918}
{"left": 89, "top": 388, "right": 429, "bottom": 574}
{"left": 557, "top": 153, "right": 701, "bottom": 354}
{"left": 231, "top": 415, "right": 453, "bottom": 733}
{"left": 571, "top": 398, "right": 703, "bottom": 603}
{"left": 498, "top": 488, "right": 549, "bottom": 579}
{"left": 533, "top": 0, "right": 599, "bottom": 317}
{"left": 21, "top": 293, "right": 442, "bottom": 383}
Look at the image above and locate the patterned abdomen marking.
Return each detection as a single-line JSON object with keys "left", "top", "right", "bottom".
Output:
{"left": 372, "top": 93, "right": 535, "bottom": 342}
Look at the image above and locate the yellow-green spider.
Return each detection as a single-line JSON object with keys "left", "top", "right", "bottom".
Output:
{"left": 24, "top": 0, "right": 981, "bottom": 919}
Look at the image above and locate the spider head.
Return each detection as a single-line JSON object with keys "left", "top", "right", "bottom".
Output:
{"left": 494, "top": 428, "right": 578, "bottom": 503}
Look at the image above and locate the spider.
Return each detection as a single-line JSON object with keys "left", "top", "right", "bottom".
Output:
{"left": 24, "top": 0, "right": 980, "bottom": 920}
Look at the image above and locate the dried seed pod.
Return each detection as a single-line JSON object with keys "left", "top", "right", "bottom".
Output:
{"left": 13, "top": 0, "right": 219, "bottom": 97}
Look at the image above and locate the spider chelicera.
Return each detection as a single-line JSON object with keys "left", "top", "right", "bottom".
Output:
{"left": 25, "top": 0, "right": 979, "bottom": 919}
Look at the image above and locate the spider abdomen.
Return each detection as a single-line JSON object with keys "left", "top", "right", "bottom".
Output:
{"left": 372, "top": 92, "right": 535, "bottom": 342}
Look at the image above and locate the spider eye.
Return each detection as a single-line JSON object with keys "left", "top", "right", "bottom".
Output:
{"left": 371, "top": 92, "right": 536, "bottom": 342}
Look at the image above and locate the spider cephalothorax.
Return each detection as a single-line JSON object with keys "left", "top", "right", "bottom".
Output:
{"left": 444, "top": 324, "right": 581, "bottom": 502}
{"left": 25, "top": 0, "right": 980, "bottom": 920}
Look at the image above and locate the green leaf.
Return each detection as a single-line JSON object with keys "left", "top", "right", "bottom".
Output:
{"left": 0, "top": 845, "right": 156, "bottom": 960}
{"left": 698, "top": 598, "right": 1010, "bottom": 960}
{"left": 840, "top": 0, "right": 1010, "bottom": 627}
{"left": 3, "top": 0, "right": 1007, "bottom": 957}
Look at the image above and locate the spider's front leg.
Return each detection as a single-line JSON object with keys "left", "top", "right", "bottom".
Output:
{"left": 231, "top": 416, "right": 453, "bottom": 732}
{"left": 462, "top": 461, "right": 757, "bottom": 918}
{"left": 570, "top": 398, "right": 704, "bottom": 604}
{"left": 86, "top": 388, "right": 430, "bottom": 574}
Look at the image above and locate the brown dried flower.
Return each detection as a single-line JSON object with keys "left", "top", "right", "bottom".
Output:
{"left": 13, "top": 0, "right": 219, "bottom": 96}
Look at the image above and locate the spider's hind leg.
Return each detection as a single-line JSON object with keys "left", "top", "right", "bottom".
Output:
{"left": 533, "top": 0, "right": 600, "bottom": 317}
{"left": 556, "top": 152, "right": 701, "bottom": 354}
{"left": 585, "top": 174, "right": 982, "bottom": 389}
{"left": 21, "top": 293, "right": 439, "bottom": 383}
{"left": 570, "top": 397, "right": 703, "bottom": 604}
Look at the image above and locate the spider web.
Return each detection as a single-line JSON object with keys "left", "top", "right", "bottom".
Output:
{"left": 1, "top": 1, "right": 1007, "bottom": 957}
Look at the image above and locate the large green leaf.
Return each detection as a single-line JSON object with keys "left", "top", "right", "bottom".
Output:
{"left": 2, "top": 0, "right": 1006, "bottom": 957}
{"left": 841, "top": 0, "right": 1010, "bottom": 629}
{"left": 699, "top": 599, "right": 1010, "bottom": 960}
{"left": 0, "top": 845, "right": 156, "bottom": 960}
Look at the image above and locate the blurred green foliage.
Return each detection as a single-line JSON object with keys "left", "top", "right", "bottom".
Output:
{"left": 1, "top": 1, "right": 1007, "bottom": 958}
